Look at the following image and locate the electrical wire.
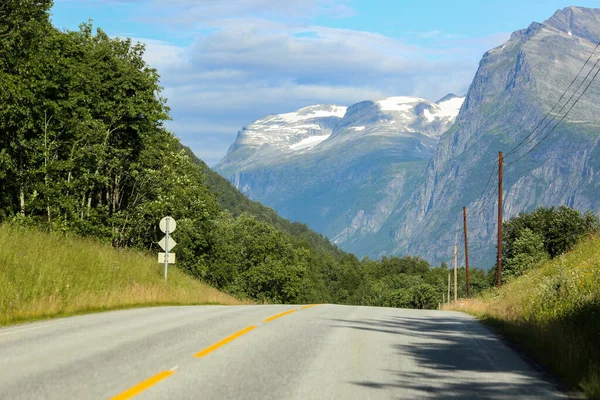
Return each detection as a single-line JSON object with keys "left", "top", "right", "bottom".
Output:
{"left": 505, "top": 39, "right": 600, "bottom": 158}
{"left": 472, "top": 182, "right": 498, "bottom": 217}
{"left": 471, "top": 166, "right": 499, "bottom": 217}
{"left": 507, "top": 60, "right": 600, "bottom": 166}
{"left": 507, "top": 56, "right": 600, "bottom": 162}
{"left": 457, "top": 34, "right": 600, "bottom": 268}
{"left": 470, "top": 160, "right": 498, "bottom": 215}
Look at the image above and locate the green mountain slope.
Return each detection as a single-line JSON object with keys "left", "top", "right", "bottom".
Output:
{"left": 180, "top": 145, "right": 346, "bottom": 259}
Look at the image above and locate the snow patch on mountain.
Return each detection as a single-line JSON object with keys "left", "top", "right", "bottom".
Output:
{"left": 423, "top": 96, "right": 465, "bottom": 122}
{"left": 274, "top": 105, "right": 347, "bottom": 123}
{"left": 234, "top": 104, "right": 347, "bottom": 154}
{"left": 377, "top": 97, "right": 424, "bottom": 111}
{"left": 375, "top": 95, "right": 464, "bottom": 125}
{"left": 289, "top": 134, "right": 331, "bottom": 151}
{"left": 437, "top": 95, "right": 465, "bottom": 115}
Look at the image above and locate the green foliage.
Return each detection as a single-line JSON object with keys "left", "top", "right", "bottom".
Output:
{"left": 504, "top": 206, "right": 599, "bottom": 259}
{"left": 502, "top": 206, "right": 599, "bottom": 282}
{"left": 503, "top": 228, "right": 548, "bottom": 280}
{"left": 410, "top": 283, "right": 439, "bottom": 309}
{"left": 199, "top": 213, "right": 308, "bottom": 303}
{"left": 337, "top": 256, "right": 488, "bottom": 309}
{"left": 180, "top": 144, "right": 345, "bottom": 259}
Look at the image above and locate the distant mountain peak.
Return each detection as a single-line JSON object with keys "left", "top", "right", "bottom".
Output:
{"left": 216, "top": 93, "right": 466, "bottom": 183}
{"left": 268, "top": 104, "right": 347, "bottom": 124}
{"left": 544, "top": 6, "right": 600, "bottom": 43}
{"left": 376, "top": 96, "right": 427, "bottom": 111}
{"left": 372, "top": 95, "right": 464, "bottom": 121}
{"left": 436, "top": 93, "right": 461, "bottom": 103}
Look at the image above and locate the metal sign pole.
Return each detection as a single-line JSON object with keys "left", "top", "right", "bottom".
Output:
{"left": 158, "top": 216, "right": 177, "bottom": 282}
{"left": 164, "top": 217, "right": 169, "bottom": 282}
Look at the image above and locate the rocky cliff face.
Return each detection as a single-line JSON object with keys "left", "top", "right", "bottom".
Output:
{"left": 379, "top": 6, "right": 600, "bottom": 266}
{"left": 214, "top": 96, "right": 464, "bottom": 249}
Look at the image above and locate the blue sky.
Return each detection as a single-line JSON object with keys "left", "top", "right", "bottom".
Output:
{"left": 51, "top": 0, "right": 600, "bottom": 165}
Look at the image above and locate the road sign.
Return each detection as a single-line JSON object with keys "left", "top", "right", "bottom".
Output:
{"left": 158, "top": 237, "right": 177, "bottom": 252}
{"left": 159, "top": 216, "right": 177, "bottom": 233}
{"left": 158, "top": 252, "right": 176, "bottom": 264}
{"left": 158, "top": 216, "right": 177, "bottom": 282}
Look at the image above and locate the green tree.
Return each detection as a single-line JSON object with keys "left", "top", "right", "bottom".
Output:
{"left": 410, "top": 283, "right": 438, "bottom": 309}
{"left": 503, "top": 228, "right": 548, "bottom": 280}
{"left": 204, "top": 213, "right": 308, "bottom": 303}
{"left": 504, "top": 206, "right": 599, "bottom": 260}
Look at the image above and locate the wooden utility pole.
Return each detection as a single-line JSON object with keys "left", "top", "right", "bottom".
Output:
{"left": 453, "top": 242, "right": 458, "bottom": 302}
{"left": 497, "top": 151, "right": 503, "bottom": 288}
{"left": 447, "top": 273, "right": 451, "bottom": 304}
{"left": 463, "top": 207, "right": 471, "bottom": 298}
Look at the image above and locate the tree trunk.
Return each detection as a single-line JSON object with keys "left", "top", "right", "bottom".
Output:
{"left": 112, "top": 174, "right": 120, "bottom": 215}
{"left": 44, "top": 111, "right": 52, "bottom": 225}
{"left": 19, "top": 185, "right": 25, "bottom": 216}
{"left": 80, "top": 193, "right": 86, "bottom": 219}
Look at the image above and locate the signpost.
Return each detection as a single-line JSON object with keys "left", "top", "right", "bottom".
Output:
{"left": 158, "top": 216, "right": 177, "bottom": 282}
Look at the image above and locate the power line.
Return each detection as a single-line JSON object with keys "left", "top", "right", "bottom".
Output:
{"left": 455, "top": 36, "right": 600, "bottom": 271}
{"left": 472, "top": 182, "right": 498, "bottom": 217}
{"left": 472, "top": 166, "right": 499, "bottom": 217}
{"left": 505, "top": 39, "right": 600, "bottom": 158}
{"left": 507, "top": 60, "right": 600, "bottom": 166}
{"left": 470, "top": 160, "right": 498, "bottom": 215}
{"left": 507, "top": 56, "right": 600, "bottom": 162}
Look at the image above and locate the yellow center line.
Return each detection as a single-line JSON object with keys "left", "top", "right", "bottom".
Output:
{"left": 113, "top": 306, "right": 318, "bottom": 398}
{"left": 110, "top": 370, "right": 175, "bottom": 400}
{"left": 263, "top": 309, "right": 297, "bottom": 323}
{"left": 194, "top": 325, "right": 257, "bottom": 358}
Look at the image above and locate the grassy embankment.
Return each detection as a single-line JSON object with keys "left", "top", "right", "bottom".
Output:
{"left": 0, "top": 224, "right": 248, "bottom": 327}
{"left": 447, "top": 235, "right": 600, "bottom": 398}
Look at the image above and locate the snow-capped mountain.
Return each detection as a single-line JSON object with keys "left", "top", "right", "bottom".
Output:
{"left": 218, "top": 95, "right": 464, "bottom": 176}
{"left": 215, "top": 94, "right": 464, "bottom": 250}
{"left": 235, "top": 104, "right": 346, "bottom": 153}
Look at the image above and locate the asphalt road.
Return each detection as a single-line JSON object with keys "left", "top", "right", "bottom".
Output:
{"left": 0, "top": 305, "right": 566, "bottom": 399}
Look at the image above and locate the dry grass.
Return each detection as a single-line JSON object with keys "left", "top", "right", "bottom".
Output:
{"left": 0, "top": 224, "right": 249, "bottom": 327}
{"left": 445, "top": 234, "right": 600, "bottom": 399}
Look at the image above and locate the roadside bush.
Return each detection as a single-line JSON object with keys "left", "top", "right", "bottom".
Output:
{"left": 503, "top": 228, "right": 548, "bottom": 280}
{"left": 504, "top": 206, "right": 599, "bottom": 260}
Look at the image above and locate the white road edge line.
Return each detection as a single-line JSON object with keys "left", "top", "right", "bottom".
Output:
{"left": 0, "top": 321, "right": 65, "bottom": 337}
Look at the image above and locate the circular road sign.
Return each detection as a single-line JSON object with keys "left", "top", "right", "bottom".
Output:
{"left": 159, "top": 216, "right": 177, "bottom": 233}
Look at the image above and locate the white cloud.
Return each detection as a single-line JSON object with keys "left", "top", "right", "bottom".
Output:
{"left": 127, "top": 38, "right": 187, "bottom": 69}
{"left": 94, "top": 1, "right": 510, "bottom": 166}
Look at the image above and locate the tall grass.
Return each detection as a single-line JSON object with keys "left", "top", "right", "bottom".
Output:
{"left": 0, "top": 224, "right": 248, "bottom": 327}
{"left": 447, "top": 234, "right": 600, "bottom": 398}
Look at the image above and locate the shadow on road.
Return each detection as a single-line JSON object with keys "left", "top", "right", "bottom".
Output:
{"left": 329, "top": 313, "right": 564, "bottom": 399}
